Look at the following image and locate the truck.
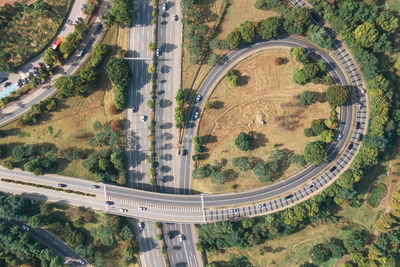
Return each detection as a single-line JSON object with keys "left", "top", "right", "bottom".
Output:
{"left": 51, "top": 37, "right": 62, "bottom": 50}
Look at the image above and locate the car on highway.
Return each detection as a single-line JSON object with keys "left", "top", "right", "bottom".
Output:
{"left": 284, "top": 194, "right": 294, "bottom": 200}
{"left": 141, "top": 115, "right": 146, "bottom": 122}
{"left": 195, "top": 94, "right": 202, "bottom": 103}
{"left": 172, "top": 14, "right": 178, "bottom": 21}
{"left": 347, "top": 143, "right": 354, "bottom": 150}
{"left": 336, "top": 133, "right": 342, "bottom": 141}
{"left": 182, "top": 149, "right": 188, "bottom": 156}
{"left": 356, "top": 122, "right": 361, "bottom": 129}
{"left": 120, "top": 208, "right": 128, "bottom": 213}
{"left": 162, "top": 3, "right": 167, "bottom": 10}
{"left": 194, "top": 111, "right": 200, "bottom": 120}
{"left": 156, "top": 48, "right": 161, "bottom": 56}
{"left": 138, "top": 207, "right": 147, "bottom": 211}
{"left": 105, "top": 201, "right": 114, "bottom": 205}
{"left": 229, "top": 208, "right": 239, "bottom": 213}
{"left": 138, "top": 222, "right": 144, "bottom": 230}
{"left": 308, "top": 182, "right": 316, "bottom": 189}
{"left": 3, "top": 82, "right": 11, "bottom": 88}
{"left": 57, "top": 183, "right": 67, "bottom": 188}
{"left": 92, "top": 185, "right": 100, "bottom": 189}
{"left": 179, "top": 234, "right": 185, "bottom": 242}
{"left": 168, "top": 231, "right": 173, "bottom": 239}
{"left": 77, "top": 50, "right": 84, "bottom": 57}
{"left": 257, "top": 203, "right": 266, "bottom": 208}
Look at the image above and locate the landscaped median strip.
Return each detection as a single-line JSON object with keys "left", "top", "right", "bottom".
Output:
{"left": 1, "top": 178, "right": 95, "bottom": 197}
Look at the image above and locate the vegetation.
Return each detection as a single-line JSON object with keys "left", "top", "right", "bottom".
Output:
{"left": 105, "top": 57, "right": 132, "bottom": 110}
{"left": 226, "top": 70, "right": 239, "bottom": 87}
{"left": 303, "top": 141, "right": 327, "bottom": 165}
{"left": 104, "top": 0, "right": 134, "bottom": 27}
{"left": 0, "top": 0, "right": 72, "bottom": 71}
{"left": 326, "top": 85, "right": 349, "bottom": 107}
{"left": 299, "top": 91, "right": 316, "bottom": 106}
{"left": 235, "top": 132, "right": 253, "bottom": 151}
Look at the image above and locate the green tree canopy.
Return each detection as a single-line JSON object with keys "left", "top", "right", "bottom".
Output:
{"left": 226, "top": 28, "right": 243, "bottom": 49}
{"left": 258, "top": 16, "right": 281, "bottom": 40}
{"left": 110, "top": 0, "right": 134, "bottom": 27}
{"left": 105, "top": 58, "right": 131, "bottom": 87}
{"left": 354, "top": 22, "right": 378, "bottom": 48}
{"left": 235, "top": 132, "right": 253, "bottom": 151}
{"left": 300, "top": 91, "right": 316, "bottom": 106}
{"left": 239, "top": 21, "right": 256, "bottom": 43}
{"left": 303, "top": 141, "right": 326, "bottom": 165}
{"left": 376, "top": 11, "right": 398, "bottom": 33}
{"left": 326, "top": 85, "right": 349, "bottom": 106}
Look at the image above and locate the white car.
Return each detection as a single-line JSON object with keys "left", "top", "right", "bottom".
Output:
{"left": 141, "top": 115, "right": 146, "bottom": 122}
{"left": 138, "top": 222, "right": 144, "bottom": 230}
{"left": 138, "top": 207, "right": 147, "bottom": 211}
{"left": 172, "top": 14, "right": 178, "bottom": 21}
{"left": 156, "top": 48, "right": 161, "bottom": 56}
{"left": 120, "top": 208, "right": 128, "bottom": 213}
{"left": 194, "top": 111, "right": 200, "bottom": 120}
{"left": 308, "top": 182, "right": 316, "bottom": 189}
{"left": 179, "top": 234, "right": 184, "bottom": 242}
{"left": 77, "top": 50, "right": 84, "bottom": 57}
{"left": 195, "top": 94, "right": 202, "bottom": 103}
{"left": 336, "top": 133, "right": 342, "bottom": 141}
{"left": 162, "top": 3, "right": 167, "bottom": 10}
{"left": 22, "top": 225, "right": 30, "bottom": 231}
{"left": 257, "top": 203, "right": 266, "bottom": 208}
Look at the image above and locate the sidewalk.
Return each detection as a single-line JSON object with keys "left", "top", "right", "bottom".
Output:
{"left": 0, "top": 0, "right": 108, "bottom": 127}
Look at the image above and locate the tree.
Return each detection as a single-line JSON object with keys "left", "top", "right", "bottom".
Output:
{"left": 326, "top": 85, "right": 349, "bottom": 106}
{"left": 209, "top": 38, "right": 220, "bottom": 50}
{"left": 226, "top": 70, "right": 239, "bottom": 87}
{"left": 291, "top": 47, "right": 310, "bottom": 64}
{"left": 318, "top": 130, "right": 334, "bottom": 143}
{"left": 354, "top": 22, "right": 378, "bottom": 48}
{"left": 239, "top": 21, "right": 256, "bottom": 43}
{"left": 192, "top": 166, "right": 211, "bottom": 179}
{"left": 28, "top": 214, "right": 43, "bottom": 228}
{"left": 304, "top": 141, "right": 326, "bottom": 165}
{"left": 228, "top": 255, "right": 253, "bottom": 267}
{"left": 232, "top": 157, "right": 251, "bottom": 172}
{"left": 253, "top": 163, "right": 268, "bottom": 177}
{"left": 293, "top": 69, "right": 307, "bottom": 85}
{"left": 344, "top": 230, "right": 368, "bottom": 253}
{"left": 207, "top": 53, "right": 218, "bottom": 66}
{"left": 311, "top": 120, "right": 325, "bottom": 135}
{"left": 59, "top": 32, "right": 82, "bottom": 57}
{"left": 258, "top": 17, "right": 281, "bottom": 40}
{"left": 235, "top": 132, "right": 253, "bottom": 151}
{"left": 105, "top": 58, "right": 131, "bottom": 87}
{"left": 110, "top": 0, "right": 134, "bottom": 27}
{"left": 75, "top": 22, "right": 88, "bottom": 35}
{"left": 310, "top": 243, "right": 331, "bottom": 265}
{"left": 210, "top": 171, "right": 225, "bottom": 184}
{"left": 300, "top": 91, "right": 316, "bottom": 106}
{"left": 289, "top": 6, "right": 311, "bottom": 35}
{"left": 395, "top": 56, "right": 400, "bottom": 71}
{"left": 148, "top": 42, "right": 156, "bottom": 52}
{"left": 43, "top": 48, "right": 58, "bottom": 66}
{"left": 55, "top": 76, "right": 80, "bottom": 97}
{"left": 226, "top": 28, "right": 243, "bottom": 49}
{"left": 376, "top": 11, "right": 398, "bottom": 33}
{"left": 304, "top": 128, "right": 314, "bottom": 137}
{"left": 254, "top": 0, "right": 265, "bottom": 10}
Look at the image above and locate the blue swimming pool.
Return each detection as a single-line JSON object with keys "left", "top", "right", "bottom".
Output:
{"left": 0, "top": 84, "right": 18, "bottom": 100}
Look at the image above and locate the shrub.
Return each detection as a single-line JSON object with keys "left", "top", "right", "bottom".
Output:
{"left": 300, "top": 91, "right": 316, "bottom": 106}
{"left": 304, "top": 128, "right": 314, "bottom": 137}
{"left": 234, "top": 132, "right": 253, "bottom": 151}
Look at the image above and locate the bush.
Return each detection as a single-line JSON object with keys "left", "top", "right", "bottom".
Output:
{"left": 299, "top": 91, "right": 316, "bottom": 106}
{"left": 304, "top": 128, "right": 314, "bottom": 137}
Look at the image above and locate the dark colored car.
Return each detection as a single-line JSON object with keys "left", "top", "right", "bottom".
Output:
{"left": 105, "top": 201, "right": 114, "bottom": 205}
{"left": 330, "top": 166, "right": 337, "bottom": 172}
{"left": 3, "top": 82, "right": 11, "bottom": 87}
{"left": 168, "top": 231, "right": 173, "bottom": 239}
{"left": 92, "top": 185, "right": 100, "bottom": 189}
{"left": 356, "top": 122, "right": 361, "bottom": 129}
{"left": 94, "top": 24, "right": 103, "bottom": 36}
{"left": 0, "top": 77, "right": 7, "bottom": 83}
{"left": 57, "top": 183, "right": 67, "bottom": 188}
{"left": 182, "top": 149, "right": 188, "bottom": 156}
{"left": 284, "top": 194, "right": 294, "bottom": 200}
{"left": 358, "top": 134, "right": 363, "bottom": 141}
{"left": 348, "top": 143, "right": 354, "bottom": 150}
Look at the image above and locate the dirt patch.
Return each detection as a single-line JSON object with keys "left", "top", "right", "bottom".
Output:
{"left": 194, "top": 49, "right": 331, "bottom": 194}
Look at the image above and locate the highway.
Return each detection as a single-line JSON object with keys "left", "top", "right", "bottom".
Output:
{"left": 126, "top": 0, "right": 165, "bottom": 266}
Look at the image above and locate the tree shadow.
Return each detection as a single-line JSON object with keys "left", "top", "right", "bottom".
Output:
{"left": 204, "top": 135, "right": 217, "bottom": 144}
{"left": 314, "top": 92, "right": 326, "bottom": 103}
{"left": 223, "top": 169, "right": 239, "bottom": 182}
{"left": 249, "top": 131, "right": 268, "bottom": 149}
{"left": 237, "top": 75, "right": 250, "bottom": 86}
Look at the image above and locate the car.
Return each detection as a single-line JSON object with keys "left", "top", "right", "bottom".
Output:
{"left": 92, "top": 185, "right": 100, "bottom": 189}
{"left": 141, "top": 115, "right": 146, "bottom": 122}
{"left": 75, "top": 17, "right": 84, "bottom": 24}
{"left": 357, "top": 102, "right": 362, "bottom": 110}
{"left": 308, "top": 182, "right": 316, "bottom": 189}
{"left": 356, "top": 122, "right": 361, "bottom": 129}
{"left": 132, "top": 106, "right": 136, "bottom": 112}
{"left": 94, "top": 24, "right": 103, "bottom": 36}
{"left": 162, "top": 3, "right": 167, "bottom": 10}
{"left": 172, "top": 14, "right": 178, "bottom": 21}
{"left": 358, "top": 134, "right": 363, "bottom": 141}
{"left": 22, "top": 225, "right": 30, "bottom": 231}
{"left": 179, "top": 234, "right": 185, "bottom": 242}
{"left": 33, "top": 67, "right": 38, "bottom": 76}
{"left": 195, "top": 94, "right": 202, "bottom": 103}
{"left": 78, "top": 259, "right": 85, "bottom": 265}
{"left": 257, "top": 203, "right": 266, "bottom": 208}
{"left": 182, "top": 149, "right": 188, "bottom": 156}
{"left": 194, "top": 111, "right": 200, "bottom": 119}
{"left": 229, "top": 208, "right": 239, "bottom": 213}
{"left": 120, "top": 208, "right": 128, "bottom": 213}
{"left": 138, "top": 207, "right": 147, "bottom": 211}
{"left": 3, "top": 82, "right": 11, "bottom": 87}
{"left": 138, "top": 222, "right": 144, "bottom": 230}
{"left": 23, "top": 78, "right": 29, "bottom": 84}
{"left": 105, "top": 201, "right": 114, "bottom": 205}
{"left": 77, "top": 50, "right": 84, "bottom": 57}
{"left": 330, "top": 166, "right": 337, "bottom": 172}
{"left": 360, "top": 88, "right": 366, "bottom": 95}
{"left": 347, "top": 143, "right": 354, "bottom": 150}
{"left": 336, "top": 133, "right": 342, "bottom": 141}
{"left": 0, "top": 77, "right": 7, "bottom": 84}
{"left": 17, "top": 79, "right": 23, "bottom": 86}
{"left": 57, "top": 183, "right": 67, "bottom": 188}
{"left": 284, "top": 194, "right": 294, "bottom": 200}
{"left": 156, "top": 48, "right": 161, "bottom": 56}
{"left": 168, "top": 231, "right": 173, "bottom": 239}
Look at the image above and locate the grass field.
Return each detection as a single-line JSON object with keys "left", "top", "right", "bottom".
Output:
{"left": 193, "top": 49, "right": 331, "bottom": 194}
{"left": 368, "top": 183, "right": 387, "bottom": 207}
{"left": 206, "top": 220, "right": 352, "bottom": 267}
{"left": 0, "top": 24, "right": 125, "bottom": 179}
{"left": 386, "top": 0, "right": 400, "bottom": 12}
{"left": 0, "top": 0, "right": 72, "bottom": 67}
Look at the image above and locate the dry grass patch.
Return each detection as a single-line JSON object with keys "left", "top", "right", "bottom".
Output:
{"left": 0, "top": 25, "right": 124, "bottom": 179}
{"left": 194, "top": 49, "right": 331, "bottom": 193}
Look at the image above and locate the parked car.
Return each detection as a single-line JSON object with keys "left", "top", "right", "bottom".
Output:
{"left": 308, "top": 182, "right": 316, "bottom": 189}
{"left": 138, "top": 222, "right": 144, "bottom": 230}
{"left": 257, "top": 203, "right": 266, "bottom": 208}
{"left": 156, "top": 48, "right": 161, "bottom": 56}
{"left": 3, "top": 82, "right": 11, "bottom": 87}
{"left": 141, "top": 115, "right": 146, "bottom": 122}
{"left": 358, "top": 134, "right": 363, "bottom": 141}
{"left": 330, "top": 166, "right": 337, "bottom": 172}
{"left": 22, "top": 225, "right": 30, "bottom": 231}
{"left": 105, "top": 201, "right": 114, "bottom": 205}
{"left": 162, "top": 3, "right": 167, "bottom": 10}
{"left": 284, "top": 194, "right": 294, "bottom": 200}
{"left": 348, "top": 143, "right": 354, "bottom": 150}
{"left": 194, "top": 111, "right": 200, "bottom": 119}
{"left": 172, "top": 14, "right": 178, "bottom": 21}
{"left": 77, "top": 50, "right": 84, "bottom": 57}
{"left": 179, "top": 234, "right": 185, "bottom": 242}
{"left": 229, "top": 208, "right": 239, "bottom": 213}
{"left": 182, "top": 149, "right": 188, "bottom": 156}
{"left": 138, "top": 207, "right": 147, "bottom": 211}
{"left": 0, "top": 77, "right": 7, "bottom": 84}
{"left": 120, "top": 208, "right": 128, "bottom": 213}
{"left": 356, "top": 122, "right": 361, "bottom": 129}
